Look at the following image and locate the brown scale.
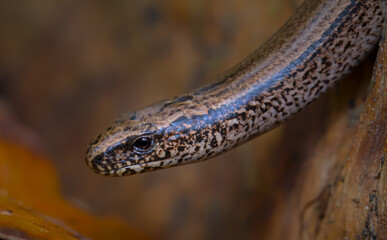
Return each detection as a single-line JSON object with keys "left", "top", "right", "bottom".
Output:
{"left": 86, "top": 0, "right": 385, "bottom": 176}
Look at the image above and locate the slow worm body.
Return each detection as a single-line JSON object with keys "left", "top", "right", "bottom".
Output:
{"left": 86, "top": 0, "right": 385, "bottom": 176}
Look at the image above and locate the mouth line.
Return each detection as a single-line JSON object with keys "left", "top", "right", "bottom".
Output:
{"left": 95, "top": 158, "right": 169, "bottom": 176}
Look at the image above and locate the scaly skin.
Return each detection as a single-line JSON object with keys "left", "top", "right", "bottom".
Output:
{"left": 86, "top": 0, "right": 385, "bottom": 176}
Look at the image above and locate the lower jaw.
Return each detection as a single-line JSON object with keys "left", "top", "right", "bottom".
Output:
{"left": 94, "top": 157, "right": 185, "bottom": 176}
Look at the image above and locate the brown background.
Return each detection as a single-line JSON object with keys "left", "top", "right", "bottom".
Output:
{"left": 0, "top": 0, "right": 384, "bottom": 239}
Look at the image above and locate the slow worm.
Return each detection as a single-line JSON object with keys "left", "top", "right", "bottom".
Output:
{"left": 86, "top": 0, "right": 385, "bottom": 176}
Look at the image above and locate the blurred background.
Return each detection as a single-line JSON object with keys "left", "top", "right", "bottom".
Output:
{"left": 0, "top": 0, "right": 376, "bottom": 239}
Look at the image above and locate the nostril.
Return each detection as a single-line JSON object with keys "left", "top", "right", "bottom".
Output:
{"left": 95, "top": 154, "right": 103, "bottom": 162}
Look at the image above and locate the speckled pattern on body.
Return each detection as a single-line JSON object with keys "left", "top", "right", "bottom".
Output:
{"left": 86, "top": 0, "right": 385, "bottom": 176}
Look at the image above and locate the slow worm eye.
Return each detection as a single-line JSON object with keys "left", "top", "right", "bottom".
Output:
{"left": 133, "top": 136, "right": 154, "bottom": 152}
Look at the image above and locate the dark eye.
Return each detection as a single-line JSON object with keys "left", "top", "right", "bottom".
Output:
{"left": 133, "top": 136, "right": 154, "bottom": 152}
